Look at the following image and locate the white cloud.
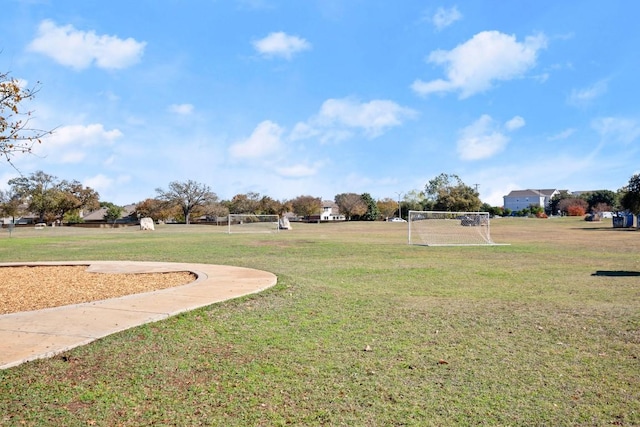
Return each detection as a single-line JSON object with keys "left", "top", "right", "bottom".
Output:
{"left": 548, "top": 128, "right": 576, "bottom": 141}
{"left": 568, "top": 79, "right": 608, "bottom": 106}
{"left": 228, "top": 120, "right": 284, "bottom": 159}
{"left": 276, "top": 162, "right": 321, "bottom": 178}
{"left": 290, "top": 122, "right": 320, "bottom": 141}
{"left": 252, "top": 31, "right": 311, "bottom": 59}
{"left": 28, "top": 19, "right": 146, "bottom": 70}
{"left": 84, "top": 173, "right": 131, "bottom": 198}
{"left": 505, "top": 115, "right": 525, "bottom": 131}
{"left": 34, "top": 123, "right": 122, "bottom": 163}
{"left": 293, "top": 97, "right": 417, "bottom": 142}
{"left": 50, "top": 123, "right": 123, "bottom": 146}
{"left": 457, "top": 114, "right": 524, "bottom": 161}
{"left": 592, "top": 117, "right": 640, "bottom": 145}
{"left": 431, "top": 6, "right": 462, "bottom": 31}
{"left": 168, "top": 103, "right": 194, "bottom": 115}
{"left": 411, "top": 30, "right": 548, "bottom": 98}
{"left": 84, "top": 173, "right": 113, "bottom": 192}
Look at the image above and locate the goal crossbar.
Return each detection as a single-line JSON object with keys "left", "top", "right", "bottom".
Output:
{"left": 408, "top": 210, "right": 496, "bottom": 246}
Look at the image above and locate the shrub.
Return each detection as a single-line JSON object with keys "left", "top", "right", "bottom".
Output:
{"left": 558, "top": 198, "right": 588, "bottom": 216}
{"left": 567, "top": 205, "right": 586, "bottom": 216}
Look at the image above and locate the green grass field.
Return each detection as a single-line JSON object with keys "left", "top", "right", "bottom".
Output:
{"left": 0, "top": 218, "right": 638, "bottom": 426}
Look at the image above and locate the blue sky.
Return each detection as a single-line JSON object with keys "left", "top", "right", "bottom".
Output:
{"left": 1, "top": 0, "right": 639, "bottom": 206}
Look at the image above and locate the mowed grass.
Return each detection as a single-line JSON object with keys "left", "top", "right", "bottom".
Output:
{"left": 0, "top": 218, "right": 639, "bottom": 426}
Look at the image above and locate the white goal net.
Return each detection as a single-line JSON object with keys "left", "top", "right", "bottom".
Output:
{"left": 228, "top": 214, "right": 280, "bottom": 234}
{"left": 408, "top": 211, "right": 494, "bottom": 246}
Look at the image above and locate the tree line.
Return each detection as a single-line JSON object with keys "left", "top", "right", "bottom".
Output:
{"left": 0, "top": 172, "right": 478, "bottom": 225}
{"left": 3, "top": 171, "right": 640, "bottom": 225}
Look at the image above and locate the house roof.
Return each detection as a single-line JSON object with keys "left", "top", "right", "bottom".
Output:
{"left": 504, "top": 189, "right": 558, "bottom": 198}
{"left": 82, "top": 204, "right": 137, "bottom": 221}
{"left": 322, "top": 200, "right": 337, "bottom": 207}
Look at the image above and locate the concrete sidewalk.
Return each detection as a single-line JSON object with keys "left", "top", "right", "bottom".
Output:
{"left": 0, "top": 261, "right": 277, "bottom": 370}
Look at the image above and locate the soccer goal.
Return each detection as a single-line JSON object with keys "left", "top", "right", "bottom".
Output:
{"left": 228, "top": 214, "right": 280, "bottom": 234}
{"left": 408, "top": 210, "right": 495, "bottom": 246}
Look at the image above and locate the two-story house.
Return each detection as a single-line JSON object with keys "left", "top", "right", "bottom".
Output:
{"left": 503, "top": 189, "right": 560, "bottom": 212}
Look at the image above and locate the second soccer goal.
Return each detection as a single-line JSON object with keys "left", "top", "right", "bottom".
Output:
{"left": 228, "top": 214, "right": 280, "bottom": 234}
{"left": 408, "top": 210, "right": 494, "bottom": 246}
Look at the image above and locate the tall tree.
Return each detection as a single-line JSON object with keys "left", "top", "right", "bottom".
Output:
{"left": 54, "top": 180, "right": 100, "bottom": 222}
{"left": 135, "top": 198, "right": 174, "bottom": 222}
{"left": 9, "top": 170, "right": 59, "bottom": 222}
{"left": 404, "top": 189, "right": 431, "bottom": 212}
{"left": 0, "top": 189, "right": 23, "bottom": 223}
{"left": 202, "top": 201, "right": 230, "bottom": 221}
{"left": 376, "top": 197, "right": 398, "bottom": 219}
{"left": 8, "top": 172, "right": 100, "bottom": 223}
{"left": 258, "top": 195, "right": 283, "bottom": 215}
{"left": 425, "top": 173, "right": 481, "bottom": 212}
{"left": 1, "top": 69, "right": 53, "bottom": 166}
{"left": 620, "top": 173, "right": 640, "bottom": 216}
{"left": 361, "top": 193, "right": 380, "bottom": 221}
{"left": 227, "top": 192, "right": 261, "bottom": 214}
{"left": 334, "top": 193, "right": 366, "bottom": 220}
{"left": 290, "top": 195, "right": 322, "bottom": 219}
{"left": 549, "top": 190, "right": 571, "bottom": 215}
{"left": 584, "top": 190, "right": 618, "bottom": 212}
{"left": 155, "top": 180, "right": 217, "bottom": 225}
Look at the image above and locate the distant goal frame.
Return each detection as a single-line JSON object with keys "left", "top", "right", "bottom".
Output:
{"left": 227, "top": 214, "right": 280, "bottom": 234}
{"left": 408, "top": 210, "right": 501, "bottom": 247}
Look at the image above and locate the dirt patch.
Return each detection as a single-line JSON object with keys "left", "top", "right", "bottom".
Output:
{"left": 0, "top": 265, "right": 196, "bottom": 315}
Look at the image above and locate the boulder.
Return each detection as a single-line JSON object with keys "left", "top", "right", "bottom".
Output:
{"left": 278, "top": 216, "right": 292, "bottom": 230}
{"left": 140, "top": 217, "right": 155, "bottom": 231}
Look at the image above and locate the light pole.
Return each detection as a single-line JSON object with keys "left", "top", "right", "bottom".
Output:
{"left": 395, "top": 191, "right": 403, "bottom": 219}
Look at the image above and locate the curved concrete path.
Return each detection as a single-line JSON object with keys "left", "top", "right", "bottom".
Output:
{"left": 0, "top": 261, "right": 277, "bottom": 370}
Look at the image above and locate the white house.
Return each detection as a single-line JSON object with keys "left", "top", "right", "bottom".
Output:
{"left": 503, "top": 189, "right": 560, "bottom": 212}
{"left": 321, "top": 200, "right": 345, "bottom": 221}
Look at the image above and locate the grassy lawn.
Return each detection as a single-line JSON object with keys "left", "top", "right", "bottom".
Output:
{"left": 0, "top": 218, "right": 639, "bottom": 426}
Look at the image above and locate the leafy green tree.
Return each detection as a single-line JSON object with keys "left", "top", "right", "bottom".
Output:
{"left": 334, "top": 193, "right": 366, "bottom": 220}
{"left": 584, "top": 190, "right": 617, "bottom": 212}
{"left": 257, "top": 195, "right": 283, "bottom": 215}
{"left": 227, "top": 192, "right": 261, "bottom": 214}
{"left": 361, "top": 193, "right": 380, "bottom": 221}
{"left": 9, "top": 170, "right": 57, "bottom": 222}
{"left": 135, "top": 198, "right": 180, "bottom": 222}
{"left": 9, "top": 171, "right": 99, "bottom": 224}
{"left": 54, "top": 180, "right": 100, "bottom": 222}
{"left": 290, "top": 195, "right": 322, "bottom": 219}
{"left": 480, "top": 203, "right": 503, "bottom": 217}
{"left": 102, "top": 202, "right": 125, "bottom": 226}
{"left": 620, "top": 174, "right": 640, "bottom": 216}
{"left": 425, "top": 173, "right": 481, "bottom": 212}
{"left": 549, "top": 190, "right": 571, "bottom": 215}
{"left": 1, "top": 69, "right": 54, "bottom": 166}
{"left": 376, "top": 197, "right": 397, "bottom": 219}
{"left": 155, "top": 180, "right": 217, "bottom": 225}
{"left": 402, "top": 189, "right": 430, "bottom": 213}
{"left": 202, "top": 201, "right": 229, "bottom": 221}
{"left": 0, "top": 189, "right": 23, "bottom": 223}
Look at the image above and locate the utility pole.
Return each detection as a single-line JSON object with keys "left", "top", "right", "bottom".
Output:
{"left": 395, "top": 191, "right": 403, "bottom": 219}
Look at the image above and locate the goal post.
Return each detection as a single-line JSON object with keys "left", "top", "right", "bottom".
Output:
{"left": 228, "top": 214, "right": 280, "bottom": 234}
{"left": 408, "top": 210, "right": 495, "bottom": 246}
